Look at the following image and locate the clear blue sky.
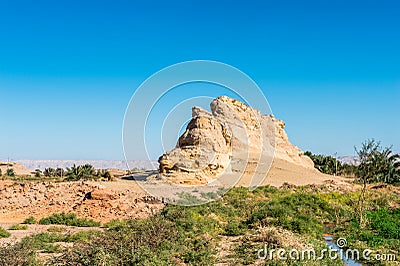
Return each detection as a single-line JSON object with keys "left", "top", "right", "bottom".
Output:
{"left": 1, "top": 0, "right": 399, "bottom": 160}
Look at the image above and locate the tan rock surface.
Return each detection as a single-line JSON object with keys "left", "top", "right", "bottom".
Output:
{"left": 158, "top": 96, "right": 323, "bottom": 186}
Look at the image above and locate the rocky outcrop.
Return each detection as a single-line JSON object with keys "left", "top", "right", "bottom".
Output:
{"left": 158, "top": 96, "right": 315, "bottom": 186}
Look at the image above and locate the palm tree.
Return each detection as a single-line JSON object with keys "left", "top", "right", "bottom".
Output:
{"left": 43, "top": 168, "right": 56, "bottom": 177}
{"left": 55, "top": 168, "right": 65, "bottom": 178}
{"left": 6, "top": 168, "right": 15, "bottom": 177}
{"left": 65, "top": 164, "right": 81, "bottom": 181}
{"left": 65, "top": 164, "right": 98, "bottom": 181}
{"left": 34, "top": 169, "right": 42, "bottom": 178}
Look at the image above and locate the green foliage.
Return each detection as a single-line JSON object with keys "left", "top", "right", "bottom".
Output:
{"left": 39, "top": 212, "right": 100, "bottom": 227}
{"left": 248, "top": 193, "right": 334, "bottom": 237}
{"left": 334, "top": 207, "right": 400, "bottom": 264}
{"left": 223, "top": 221, "right": 243, "bottom": 236}
{"left": 20, "top": 232, "right": 65, "bottom": 253}
{"left": 356, "top": 139, "right": 400, "bottom": 184}
{"left": 43, "top": 167, "right": 56, "bottom": 177}
{"left": 366, "top": 208, "right": 400, "bottom": 239}
{"left": 23, "top": 216, "right": 37, "bottom": 224}
{"left": 0, "top": 240, "right": 41, "bottom": 266}
{"left": 34, "top": 169, "right": 42, "bottom": 178}
{"left": 66, "top": 230, "right": 102, "bottom": 242}
{"left": 6, "top": 168, "right": 15, "bottom": 177}
{"left": 0, "top": 227, "right": 11, "bottom": 238}
{"left": 304, "top": 151, "right": 354, "bottom": 176}
{"left": 64, "top": 164, "right": 101, "bottom": 181}
{"left": 8, "top": 224, "right": 28, "bottom": 230}
{"left": 52, "top": 217, "right": 192, "bottom": 265}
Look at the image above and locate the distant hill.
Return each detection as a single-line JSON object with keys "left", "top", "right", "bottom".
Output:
{"left": 15, "top": 160, "right": 157, "bottom": 171}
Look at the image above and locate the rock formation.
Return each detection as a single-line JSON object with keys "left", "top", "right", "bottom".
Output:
{"left": 158, "top": 96, "right": 315, "bottom": 186}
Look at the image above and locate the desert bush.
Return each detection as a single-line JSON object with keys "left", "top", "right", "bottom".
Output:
{"left": 20, "top": 232, "right": 65, "bottom": 253}
{"left": 23, "top": 216, "right": 37, "bottom": 224}
{"left": 0, "top": 227, "right": 11, "bottom": 238}
{"left": 0, "top": 241, "right": 40, "bottom": 266}
{"left": 65, "top": 230, "right": 102, "bottom": 243}
{"left": 8, "top": 224, "right": 28, "bottom": 230}
{"left": 52, "top": 217, "right": 184, "bottom": 265}
{"left": 39, "top": 213, "right": 100, "bottom": 227}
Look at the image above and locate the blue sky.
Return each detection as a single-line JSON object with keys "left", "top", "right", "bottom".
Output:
{"left": 1, "top": 0, "right": 399, "bottom": 160}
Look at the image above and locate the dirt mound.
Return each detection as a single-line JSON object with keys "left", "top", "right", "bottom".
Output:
{"left": 0, "top": 162, "right": 34, "bottom": 176}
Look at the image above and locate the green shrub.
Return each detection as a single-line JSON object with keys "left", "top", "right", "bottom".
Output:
{"left": 23, "top": 216, "right": 37, "bottom": 224}
{"left": 52, "top": 217, "right": 183, "bottom": 265}
{"left": 366, "top": 208, "right": 400, "bottom": 239}
{"left": 0, "top": 227, "right": 11, "bottom": 238}
{"left": 20, "top": 233, "right": 65, "bottom": 253}
{"left": 0, "top": 240, "right": 40, "bottom": 266}
{"left": 39, "top": 213, "right": 100, "bottom": 227}
{"left": 223, "top": 221, "right": 243, "bottom": 236}
{"left": 8, "top": 224, "right": 28, "bottom": 230}
{"left": 66, "top": 230, "right": 102, "bottom": 242}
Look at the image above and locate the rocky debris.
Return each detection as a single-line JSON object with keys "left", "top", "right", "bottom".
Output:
{"left": 88, "top": 188, "right": 118, "bottom": 200}
{"left": 158, "top": 96, "right": 316, "bottom": 186}
{"left": 0, "top": 180, "right": 164, "bottom": 223}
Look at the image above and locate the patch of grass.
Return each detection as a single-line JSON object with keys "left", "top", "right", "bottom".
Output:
{"left": 247, "top": 193, "right": 334, "bottom": 237}
{"left": 0, "top": 227, "right": 11, "bottom": 238}
{"left": 66, "top": 230, "right": 102, "bottom": 243}
{"left": 103, "top": 219, "right": 128, "bottom": 230}
{"left": 39, "top": 212, "right": 100, "bottom": 227}
{"left": 20, "top": 232, "right": 65, "bottom": 253}
{"left": 8, "top": 224, "right": 28, "bottom": 230}
{"left": 47, "top": 226, "right": 66, "bottom": 233}
{"left": 23, "top": 216, "right": 37, "bottom": 224}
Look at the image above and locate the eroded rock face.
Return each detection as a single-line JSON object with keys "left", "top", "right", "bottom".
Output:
{"left": 158, "top": 106, "right": 231, "bottom": 184}
{"left": 158, "top": 96, "right": 314, "bottom": 185}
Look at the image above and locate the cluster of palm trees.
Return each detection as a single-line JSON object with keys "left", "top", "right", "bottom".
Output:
{"left": 41, "top": 164, "right": 112, "bottom": 181}
{"left": 304, "top": 151, "right": 356, "bottom": 176}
